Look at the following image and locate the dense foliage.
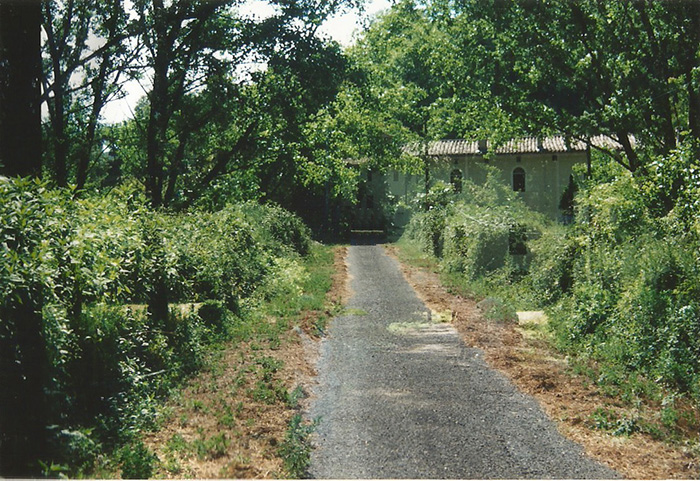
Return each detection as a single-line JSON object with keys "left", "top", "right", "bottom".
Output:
{"left": 2, "top": 0, "right": 366, "bottom": 235}
{"left": 546, "top": 157, "right": 700, "bottom": 396}
{"left": 400, "top": 155, "right": 700, "bottom": 433}
{"left": 324, "top": 0, "right": 700, "bottom": 181}
{"left": 0, "top": 178, "right": 314, "bottom": 476}
{"left": 3, "top": 0, "right": 700, "bottom": 474}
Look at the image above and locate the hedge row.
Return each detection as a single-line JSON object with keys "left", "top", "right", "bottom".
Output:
{"left": 546, "top": 174, "right": 700, "bottom": 395}
{"left": 0, "top": 179, "right": 312, "bottom": 476}
{"left": 403, "top": 179, "right": 547, "bottom": 283}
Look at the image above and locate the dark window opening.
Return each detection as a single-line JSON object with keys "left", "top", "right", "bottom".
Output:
{"left": 512, "top": 167, "right": 525, "bottom": 192}
{"left": 450, "top": 169, "right": 463, "bottom": 193}
{"left": 509, "top": 224, "right": 528, "bottom": 255}
{"left": 559, "top": 174, "right": 578, "bottom": 223}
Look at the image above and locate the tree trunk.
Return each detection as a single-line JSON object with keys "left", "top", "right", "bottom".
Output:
{"left": 617, "top": 131, "right": 639, "bottom": 173}
{"left": 637, "top": 2, "right": 677, "bottom": 154}
{"left": 687, "top": 57, "right": 700, "bottom": 145}
{"left": 163, "top": 131, "right": 188, "bottom": 206}
{"left": 145, "top": 53, "right": 167, "bottom": 208}
{"left": 0, "top": 291, "right": 48, "bottom": 476}
{"left": 0, "top": 0, "right": 42, "bottom": 178}
{"left": 50, "top": 72, "right": 68, "bottom": 187}
{"left": 0, "top": 4, "right": 46, "bottom": 472}
{"left": 76, "top": 56, "right": 110, "bottom": 190}
{"left": 145, "top": 1, "right": 169, "bottom": 208}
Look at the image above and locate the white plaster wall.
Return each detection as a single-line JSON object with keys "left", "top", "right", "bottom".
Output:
{"left": 383, "top": 153, "right": 586, "bottom": 220}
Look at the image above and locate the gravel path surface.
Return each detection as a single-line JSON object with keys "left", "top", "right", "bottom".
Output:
{"left": 308, "top": 244, "right": 618, "bottom": 479}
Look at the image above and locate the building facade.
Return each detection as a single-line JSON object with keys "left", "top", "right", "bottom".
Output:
{"left": 354, "top": 135, "right": 625, "bottom": 230}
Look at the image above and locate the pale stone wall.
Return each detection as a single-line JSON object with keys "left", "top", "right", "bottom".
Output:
{"left": 383, "top": 152, "right": 586, "bottom": 220}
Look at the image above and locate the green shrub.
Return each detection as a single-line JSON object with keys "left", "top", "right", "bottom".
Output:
{"left": 45, "top": 427, "right": 101, "bottom": 477}
{"left": 442, "top": 207, "right": 510, "bottom": 279}
{"left": 403, "top": 206, "right": 448, "bottom": 258}
{"left": 576, "top": 172, "right": 650, "bottom": 243}
{"left": 551, "top": 278, "right": 617, "bottom": 346}
{"left": 476, "top": 297, "right": 518, "bottom": 323}
{"left": 0, "top": 178, "right": 317, "bottom": 475}
{"left": 261, "top": 256, "right": 310, "bottom": 302}
{"left": 172, "top": 309, "right": 208, "bottom": 374}
{"left": 0, "top": 179, "right": 71, "bottom": 472}
{"left": 243, "top": 202, "right": 312, "bottom": 256}
{"left": 118, "top": 440, "right": 158, "bottom": 479}
{"left": 278, "top": 415, "right": 317, "bottom": 478}
{"left": 547, "top": 173, "right": 700, "bottom": 395}
{"left": 165, "top": 207, "right": 268, "bottom": 308}
{"left": 655, "top": 303, "right": 700, "bottom": 391}
{"left": 527, "top": 225, "right": 575, "bottom": 304}
{"left": 401, "top": 178, "right": 549, "bottom": 309}
{"left": 403, "top": 186, "right": 545, "bottom": 284}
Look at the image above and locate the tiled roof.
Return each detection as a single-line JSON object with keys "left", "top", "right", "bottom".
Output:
{"left": 408, "top": 135, "right": 631, "bottom": 156}
{"left": 426, "top": 139, "right": 481, "bottom": 156}
{"left": 494, "top": 135, "right": 628, "bottom": 154}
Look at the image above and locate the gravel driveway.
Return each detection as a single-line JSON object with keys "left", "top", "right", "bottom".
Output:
{"left": 308, "top": 244, "right": 618, "bottom": 479}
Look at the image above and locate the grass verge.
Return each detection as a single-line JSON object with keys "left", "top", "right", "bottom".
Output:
{"left": 126, "top": 243, "right": 346, "bottom": 479}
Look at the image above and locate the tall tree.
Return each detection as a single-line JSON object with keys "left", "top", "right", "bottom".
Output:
{"left": 0, "top": 0, "right": 42, "bottom": 178}
{"left": 124, "top": 0, "right": 361, "bottom": 209}
{"left": 131, "top": 0, "right": 253, "bottom": 208}
{"left": 42, "top": 0, "right": 133, "bottom": 189}
{"left": 450, "top": 0, "right": 700, "bottom": 172}
{"left": 340, "top": 1, "right": 475, "bottom": 195}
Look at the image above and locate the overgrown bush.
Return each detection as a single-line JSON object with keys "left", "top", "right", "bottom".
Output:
{"left": 400, "top": 163, "right": 700, "bottom": 406}
{"left": 526, "top": 225, "right": 575, "bottom": 304}
{"left": 442, "top": 207, "right": 511, "bottom": 278}
{"left": 165, "top": 208, "right": 267, "bottom": 308}
{"left": 403, "top": 206, "right": 448, "bottom": 258}
{"left": 0, "top": 178, "right": 314, "bottom": 476}
{"left": 548, "top": 168, "right": 700, "bottom": 396}
{"left": 118, "top": 440, "right": 158, "bottom": 479}
{"left": 240, "top": 202, "right": 312, "bottom": 256}
{"left": 402, "top": 178, "right": 548, "bottom": 284}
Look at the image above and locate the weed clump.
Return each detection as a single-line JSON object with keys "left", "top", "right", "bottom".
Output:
{"left": 278, "top": 415, "right": 317, "bottom": 478}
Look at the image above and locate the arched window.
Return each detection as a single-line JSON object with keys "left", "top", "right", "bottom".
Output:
{"left": 512, "top": 167, "right": 525, "bottom": 192}
{"left": 450, "top": 169, "right": 463, "bottom": 193}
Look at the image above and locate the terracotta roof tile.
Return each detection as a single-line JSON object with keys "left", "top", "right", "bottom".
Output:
{"left": 413, "top": 135, "right": 631, "bottom": 156}
{"left": 427, "top": 139, "right": 480, "bottom": 155}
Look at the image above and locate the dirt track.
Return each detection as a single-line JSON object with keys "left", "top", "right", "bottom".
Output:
{"left": 308, "top": 244, "right": 618, "bottom": 479}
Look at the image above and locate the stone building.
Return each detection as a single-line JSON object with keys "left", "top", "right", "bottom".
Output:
{"left": 354, "top": 135, "right": 627, "bottom": 230}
